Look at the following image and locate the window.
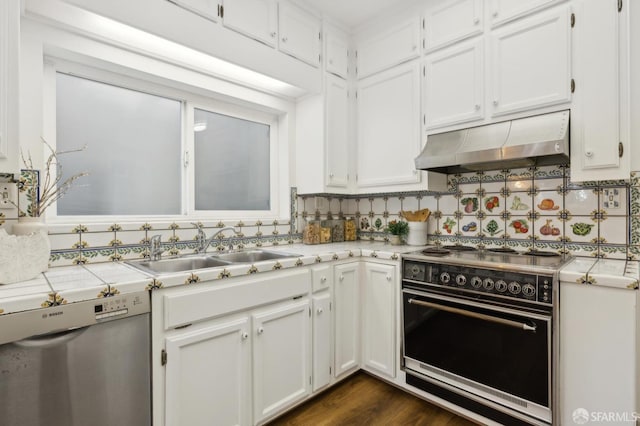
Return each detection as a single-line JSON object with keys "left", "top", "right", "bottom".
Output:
{"left": 50, "top": 65, "right": 282, "bottom": 219}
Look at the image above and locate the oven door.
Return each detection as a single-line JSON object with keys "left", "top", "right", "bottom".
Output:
{"left": 402, "top": 288, "right": 552, "bottom": 423}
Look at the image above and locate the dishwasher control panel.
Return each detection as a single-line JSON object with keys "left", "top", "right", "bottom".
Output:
{"left": 94, "top": 293, "right": 147, "bottom": 320}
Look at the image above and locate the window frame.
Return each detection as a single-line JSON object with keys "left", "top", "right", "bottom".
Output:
{"left": 43, "top": 58, "right": 284, "bottom": 223}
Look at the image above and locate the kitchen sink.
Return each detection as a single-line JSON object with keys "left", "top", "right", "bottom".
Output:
{"left": 213, "top": 249, "right": 300, "bottom": 263}
{"left": 126, "top": 255, "right": 232, "bottom": 275}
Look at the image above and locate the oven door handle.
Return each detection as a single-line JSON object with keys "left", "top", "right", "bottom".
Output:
{"left": 408, "top": 298, "right": 537, "bottom": 332}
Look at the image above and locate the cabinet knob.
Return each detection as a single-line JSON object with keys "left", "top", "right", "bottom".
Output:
{"left": 270, "top": 31, "right": 276, "bottom": 37}
{"left": 386, "top": 274, "right": 392, "bottom": 282}
{"left": 282, "top": 37, "right": 288, "bottom": 43}
{"left": 329, "top": 173, "right": 334, "bottom": 178}
{"left": 493, "top": 100, "right": 499, "bottom": 106}
{"left": 339, "top": 274, "right": 344, "bottom": 282}
{"left": 475, "top": 104, "right": 481, "bottom": 110}
{"left": 585, "top": 150, "right": 594, "bottom": 158}
{"left": 241, "top": 332, "right": 249, "bottom": 340}
{"left": 412, "top": 45, "right": 418, "bottom": 51}
{"left": 329, "top": 59, "right": 334, "bottom": 65}
{"left": 320, "top": 276, "right": 327, "bottom": 283}
{"left": 492, "top": 11, "right": 498, "bottom": 17}
{"left": 317, "top": 307, "right": 324, "bottom": 314}
{"left": 257, "top": 326, "right": 264, "bottom": 335}
{"left": 473, "top": 17, "right": 480, "bottom": 24}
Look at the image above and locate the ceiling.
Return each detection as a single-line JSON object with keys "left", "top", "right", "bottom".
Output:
{"left": 298, "top": 0, "right": 415, "bottom": 29}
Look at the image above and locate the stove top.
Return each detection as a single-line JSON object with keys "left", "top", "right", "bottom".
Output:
{"left": 404, "top": 246, "right": 571, "bottom": 274}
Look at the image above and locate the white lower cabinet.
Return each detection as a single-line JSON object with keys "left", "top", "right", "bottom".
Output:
{"left": 312, "top": 291, "right": 332, "bottom": 391}
{"left": 560, "top": 282, "right": 638, "bottom": 425}
{"left": 361, "top": 262, "right": 397, "bottom": 379}
{"left": 333, "top": 262, "right": 360, "bottom": 377}
{"left": 252, "top": 299, "right": 311, "bottom": 424}
{"left": 164, "top": 316, "right": 251, "bottom": 426}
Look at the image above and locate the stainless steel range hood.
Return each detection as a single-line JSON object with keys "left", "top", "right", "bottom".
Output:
{"left": 415, "top": 110, "right": 570, "bottom": 174}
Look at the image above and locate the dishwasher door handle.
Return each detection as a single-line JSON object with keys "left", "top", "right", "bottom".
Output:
{"left": 13, "top": 326, "right": 90, "bottom": 349}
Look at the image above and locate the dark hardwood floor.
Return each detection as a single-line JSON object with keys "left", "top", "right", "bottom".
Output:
{"left": 269, "top": 372, "right": 478, "bottom": 426}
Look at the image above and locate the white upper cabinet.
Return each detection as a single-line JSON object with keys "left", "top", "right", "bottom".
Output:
{"left": 571, "top": 0, "right": 629, "bottom": 182}
{"left": 490, "top": 5, "right": 571, "bottom": 117}
{"left": 221, "top": 0, "right": 277, "bottom": 47}
{"left": 356, "top": 17, "right": 421, "bottom": 79}
{"left": 325, "top": 74, "right": 350, "bottom": 189}
{"left": 423, "top": 0, "right": 483, "bottom": 52}
{"left": 489, "top": 0, "right": 566, "bottom": 28}
{"left": 357, "top": 62, "right": 422, "bottom": 189}
{"left": 424, "top": 38, "right": 484, "bottom": 130}
{"left": 0, "top": 0, "right": 19, "bottom": 174}
{"left": 325, "top": 26, "right": 349, "bottom": 79}
{"left": 169, "top": 0, "right": 219, "bottom": 22}
{"left": 279, "top": 2, "right": 322, "bottom": 67}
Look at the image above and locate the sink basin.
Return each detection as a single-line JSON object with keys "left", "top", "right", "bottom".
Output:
{"left": 213, "top": 249, "right": 300, "bottom": 263}
{"left": 126, "top": 255, "right": 232, "bottom": 275}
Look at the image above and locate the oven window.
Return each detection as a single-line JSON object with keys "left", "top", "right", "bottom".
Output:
{"left": 403, "top": 292, "right": 550, "bottom": 407}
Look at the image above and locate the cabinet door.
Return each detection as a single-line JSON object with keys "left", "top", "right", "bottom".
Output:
{"left": 252, "top": 299, "right": 311, "bottom": 423}
{"left": 169, "top": 0, "right": 219, "bottom": 22}
{"left": 423, "top": 0, "right": 483, "bottom": 52}
{"left": 490, "top": 6, "right": 571, "bottom": 117}
{"left": 570, "top": 0, "right": 628, "bottom": 182}
{"left": 424, "top": 39, "right": 484, "bottom": 130}
{"left": 0, "top": 0, "right": 19, "bottom": 172}
{"left": 312, "top": 291, "right": 332, "bottom": 392}
{"left": 489, "top": 0, "right": 565, "bottom": 28}
{"left": 362, "top": 263, "right": 397, "bottom": 379}
{"left": 278, "top": 2, "right": 321, "bottom": 67}
{"left": 221, "top": 0, "right": 277, "bottom": 47}
{"left": 357, "top": 62, "right": 421, "bottom": 188}
{"left": 357, "top": 17, "right": 421, "bottom": 79}
{"left": 164, "top": 317, "right": 251, "bottom": 426}
{"left": 560, "top": 283, "right": 637, "bottom": 425}
{"left": 325, "top": 74, "right": 350, "bottom": 189}
{"left": 325, "top": 27, "right": 349, "bottom": 79}
{"left": 333, "top": 263, "right": 360, "bottom": 377}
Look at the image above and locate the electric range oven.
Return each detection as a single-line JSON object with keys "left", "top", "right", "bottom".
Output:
{"left": 401, "top": 247, "right": 572, "bottom": 426}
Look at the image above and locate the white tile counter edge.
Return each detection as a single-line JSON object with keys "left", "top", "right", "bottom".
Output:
{"left": 559, "top": 257, "right": 640, "bottom": 290}
{"left": 0, "top": 242, "right": 421, "bottom": 315}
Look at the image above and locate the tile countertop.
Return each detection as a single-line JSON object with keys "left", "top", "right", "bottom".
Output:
{"left": 559, "top": 257, "right": 640, "bottom": 290}
{"left": 0, "top": 242, "right": 423, "bottom": 316}
{"left": 2, "top": 243, "right": 637, "bottom": 316}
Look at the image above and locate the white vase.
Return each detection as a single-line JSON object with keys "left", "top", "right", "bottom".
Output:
{"left": 406, "top": 221, "right": 428, "bottom": 246}
{"left": 12, "top": 217, "right": 48, "bottom": 236}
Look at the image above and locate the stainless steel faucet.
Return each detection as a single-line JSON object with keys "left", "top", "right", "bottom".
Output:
{"left": 192, "top": 224, "right": 238, "bottom": 254}
{"left": 149, "top": 234, "right": 163, "bottom": 261}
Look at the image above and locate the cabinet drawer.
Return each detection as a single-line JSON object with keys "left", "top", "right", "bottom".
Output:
{"left": 311, "top": 265, "right": 332, "bottom": 292}
{"left": 162, "top": 269, "right": 311, "bottom": 329}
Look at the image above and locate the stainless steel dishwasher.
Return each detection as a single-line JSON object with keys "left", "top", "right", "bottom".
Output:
{"left": 0, "top": 290, "right": 151, "bottom": 426}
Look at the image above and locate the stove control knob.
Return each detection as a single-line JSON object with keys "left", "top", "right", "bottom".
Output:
{"left": 508, "top": 281, "right": 522, "bottom": 295}
{"left": 455, "top": 274, "right": 467, "bottom": 286}
{"left": 495, "top": 280, "right": 507, "bottom": 292}
{"left": 483, "top": 278, "right": 495, "bottom": 290}
{"left": 471, "top": 276, "right": 483, "bottom": 289}
{"left": 522, "top": 284, "right": 536, "bottom": 297}
{"left": 440, "top": 272, "right": 451, "bottom": 284}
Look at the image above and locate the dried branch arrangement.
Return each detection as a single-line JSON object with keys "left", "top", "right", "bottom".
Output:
{"left": 17, "top": 138, "right": 88, "bottom": 217}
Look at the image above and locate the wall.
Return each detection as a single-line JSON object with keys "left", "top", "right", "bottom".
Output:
{"left": 298, "top": 165, "right": 640, "bottom": 260}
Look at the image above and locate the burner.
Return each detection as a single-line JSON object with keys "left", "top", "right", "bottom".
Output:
{"left": 442, "top": 245, "right": 478, "bottom": 252}
{"left": 421, "top": 247, "right": 451, "bottom": 256}
{"left": 524, "top": 250, "right": 560, "bottom": 257}
{"left": 487, "top": 247, "right": 518, "bottom": 254}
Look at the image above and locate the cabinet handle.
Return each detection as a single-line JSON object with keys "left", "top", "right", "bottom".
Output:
{"left": 317, "top": 307, "right": 324, "bottom": 315}
{"left": 270, "top": 31, "right": 276, "bottom": 37}
{"left": 241, "top": 332, "right": 249, "bottom": 340}
{"left": 473, "top": 17, "right": 480, "bottom": 24}
{"left": 475, "top": 104, "right": 481, "bottom": 110}
{"left": 320, "top": 276, "right": 327, "bottom": 283}
{"left": 257, "top": 326, "right": 264, "bottom": 335}
{"left": 282, "top": 37, "right": 288, "bottom": 43}
{"left": 585, "top": 150, "right": 594, "bottom": 158}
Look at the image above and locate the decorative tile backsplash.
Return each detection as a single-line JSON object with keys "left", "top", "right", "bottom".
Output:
{"left": 0, "top": 166, "right": 639, "bottom": 267}
{"left": 298, "top": 166, "right": 640, "bottom": 260}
